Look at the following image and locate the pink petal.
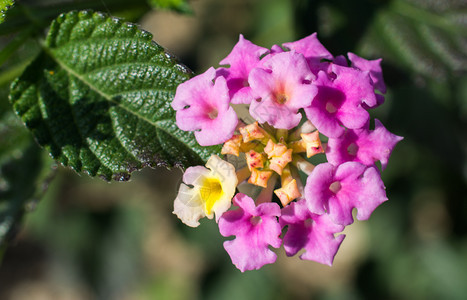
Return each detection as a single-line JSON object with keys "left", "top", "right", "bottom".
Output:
{"left": 219, "top": 193, "right": 282, "bottom": 272}
{"left": 348, "top": 52, "right": 386, "bottom": 94}
{"left": 248, "top": 51, "right": 316, "bottom": 129}
{"left": 326, "top": 119, "right": 403, "bottom": 170}
{"left": 248, "top": 67, "right": 276, "bottom": 98}
{"left": 305, "top": 162, "right": 387, "bottom": 226}
{"left": 220, "top": 35, "right": 268, "bottom": 72}
{"left": 304, "top": 65, "right": 376, "bottom": 137}
{"left": 280, "top": 199, "right": 345, "bottom": 266}
{"left": 260, "top": 50, "right": 315, "bottom": 84}
{"left": 304, "top": 83, "right": 347, "bottom": 138}
{"left": 370, "top": 119, "right": 404, "bottom": 169}
{"left": 172, "top": 67, "right": 238, "bottom": 146}
{"left": 249, "top": 97, "right": 303, "bottom": 130}
{"left": 332, "top": 64, "right": 376, "bottom": 120}
{"left": 304, "top": 162, "right": 335, "bottom": 215}
{"left": 194, "top": 106, "right": 238, "bottom": 146}
{"left": 283, "top": 33, "right": 333, "bottom": 62}
{"left": 172, "top": 68, "right": 217, "bottom": 110}
{"left": 333, "top": 55, "right": 348, "bottom": 66}
{"left": 270, "top": 44, "right": 285, "bottom": 54}
{"left": 175, "top": 102, "right": 216, "bottom": 131}
{"left": 219, "top": 34, "right": 268, "bottom": 104}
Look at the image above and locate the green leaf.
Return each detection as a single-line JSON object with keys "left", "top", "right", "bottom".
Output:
{"left": 0, "top": 0, "right": 13, "bottom": 24}
{"left": 10, "top": 10, "right": 220, "bottom": 181}
{"left": 358, "top": 0, "right": 467, "bottom": 79}
{"left": 0, "top": 0, "right": 150, "bottom": 36}
{"left": 0, "top": 111, "right": 55, "bottom": 251}
{"left": 148, "top": 0, "right": 192, "bottom": 14}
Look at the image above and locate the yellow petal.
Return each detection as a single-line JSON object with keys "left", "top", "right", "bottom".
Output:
{"left": 248, "top": 168, "right": 273, "bottom": 188}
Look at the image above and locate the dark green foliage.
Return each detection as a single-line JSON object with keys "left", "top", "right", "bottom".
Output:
{"left": 148, "top": 0, "right": 192, "bottom": 14}
{"left": 0, "top": 112, "right": 54, "bottom": 251}
{"left": 10, "top": 11, "right": 220, "bottom": 181}
{"left": 0, "top": 0, "right": 151, "bottom": 36}
{"left": 0, "top": 0, "right": 13, "bottom": 24}
{"left": 359, "top": 0, "right": 467, "bottom": 79}
{"left": 293, "top": 0, "right": 466, "bottom": 79}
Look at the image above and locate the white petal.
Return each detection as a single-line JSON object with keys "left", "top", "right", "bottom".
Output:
{"left": 173, "top": 184, "right": 206, "bottom": 227}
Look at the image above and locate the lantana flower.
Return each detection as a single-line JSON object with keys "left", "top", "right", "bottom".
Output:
{"left": 326, "top": 119, "right": 404, "bottom": 170}
{"left": 280, "top": 199, "right": 345, "bottom": 266}
{"left": 347, "top": 52, "right": 386, "bottom": 107}
{"left": 173, "top": 155, "right": 238, "bottom": 227}
{"left": 171, "top": 33, "right": 402, "bottom": 272}
{"left": 348, "top": 53, "right": 386, "bottom": 93}
{"left": 171, "top": 67, "right": 238, "bottom": 146}
{"left": 248, "top": 51, "right": 317, "bottom": 129}
{"left": 217, "top": 34, "right": 268, "bottom": 104}
{"left": 304, "top": 162, "right": 387, "bottom": 226}
{"left": 219, "top": 193, "right": 282, "bottom": 271}
{"left": 304, "top": 64, "right": 377, "bottom": 138}
{"left": 282, "top": 32, "right": 334, "bottom": 75}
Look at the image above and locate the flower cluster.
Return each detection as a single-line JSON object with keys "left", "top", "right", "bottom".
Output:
{"left": 171, "top": 33, "right": 403, "bottom": 272}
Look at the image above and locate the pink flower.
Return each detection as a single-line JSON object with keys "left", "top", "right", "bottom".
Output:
{"left": 304, "top": 162, "right": 387, "bottom": 226}
{"left": 170, "top": 32, "right": 401, "bottom": 272}
{"left": 348, "top": 53, "right": 386, "bottom": 107}
{"left": 172, "top": 67, "right": 238, "bottom": 146}
{"left": 280, "top": 199, "right": 345, "bottom": 266}
{"left": 332, "top": 55, "right": 349, "bottom": 67}
{"left": 218, "top": 193, "right": 282, "bottom": 272}
{"left": 283, "top": 33, "right": 334, "bottom": 76}
{"left": 283, "top": 33, "right": 333, "bottom": 62}
{"left": 326, "top": 119, "right": 404, "bottom": 170}
{"left": 270, "top": 44, "right": 285, "bottom": 54}
{"left": 249, "top": 51, "right": 317, "bottom": 129}
{"left": 304, "top": 64, "right": 377, "bottom": 138}
{"left": 348, "top": 52, "right": 386, "bottom": 94}
{"left": 217, "top": 35, "right": 268, "bottom": 104}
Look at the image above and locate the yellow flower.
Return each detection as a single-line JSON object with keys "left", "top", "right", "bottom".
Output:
{"left": 173, "top": 155, "right": 238, "bottom": 227}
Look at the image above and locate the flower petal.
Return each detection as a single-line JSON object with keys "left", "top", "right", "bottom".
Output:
{"left": 173, "top": 156, "right": 237, "bottom": 226}
{"left": 249, "top": 51, "right": 316, "bottom": 129}
{"left": 219, "top": 193, "right": 282, "bottom": 272}
{"left": 219, "top": 34, "right": 268, "bottom": 104}
{"left": 280, "top": 199, "right": 345, "bottom": 266}
{"left": 326, "top": 119, "right": 403, "bottom": 170}
{"left": 283, "top": 33, "right": 333, "bottom": 62}
{"left": 172, "top": 68, "right": 238, "bottom": 146}
{"left": 305, "top": 162, "right": 387, "bottom": 225}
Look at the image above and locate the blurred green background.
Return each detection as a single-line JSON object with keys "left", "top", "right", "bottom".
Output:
{"left": 0, "top": 0, "right": 466, "bottom": 299}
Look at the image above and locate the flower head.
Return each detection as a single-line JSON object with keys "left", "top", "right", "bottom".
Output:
{"left": 173, "top": 155, "right": 238, "bottom": 227}
{"left": 219, "top": 193, "right": 282, "bottom": 272}
{"left": 170, "top": 32, "right": 402, "bottom": 272}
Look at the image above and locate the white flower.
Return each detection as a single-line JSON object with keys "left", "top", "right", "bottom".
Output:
{"left": 173, "top": 155, "right": 238, "bottom": 227}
